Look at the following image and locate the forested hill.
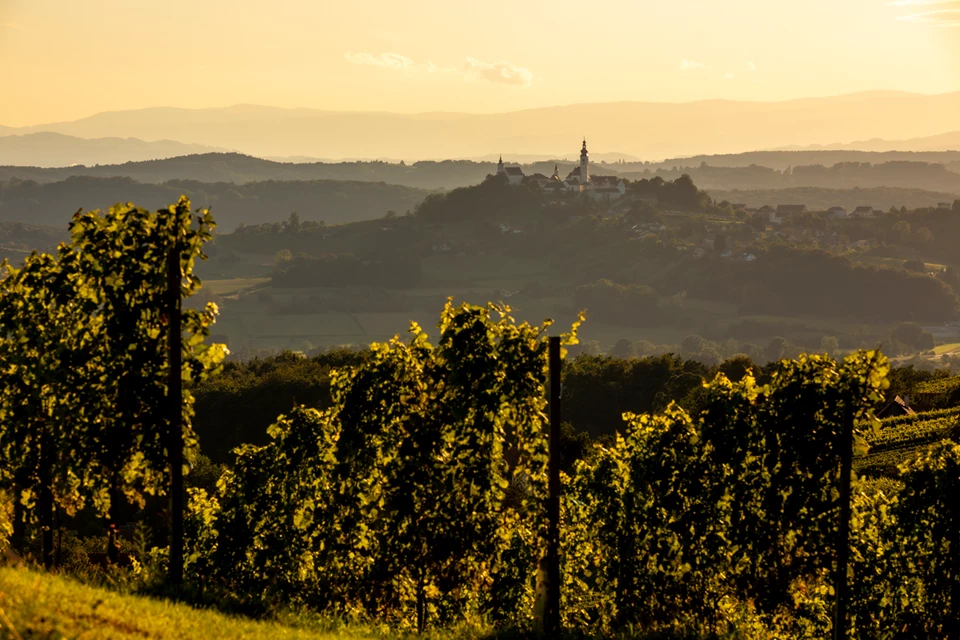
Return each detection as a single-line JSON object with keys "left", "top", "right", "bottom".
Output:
{"left": 706, "top": 186, "right": 960, "bottom": 211}
{"left": 0, "top": 153, "right": 497, "bottom": 190}
{"left": 0, "top": 176, "right": 429, "bottom": 227}
{"left": 643, "top": 149, "right": 960, "bottom": 171}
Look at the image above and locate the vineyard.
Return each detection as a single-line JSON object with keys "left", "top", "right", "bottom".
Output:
{"left": 1, "top": 200, "right": 960, "bottom": 639}
{"left": 912, "top": 375, "right": 960, "bottom": 409}
{"left": 857, "top": 407, "right": 960, "bottom": 480}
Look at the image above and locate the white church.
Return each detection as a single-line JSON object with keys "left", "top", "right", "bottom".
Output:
{"left": 496, "top": 139, "right": 627, "bottom": 200}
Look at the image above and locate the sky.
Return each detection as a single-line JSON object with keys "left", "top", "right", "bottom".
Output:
{"left": 1, "top": 0, "right": 959, "bottom": 127}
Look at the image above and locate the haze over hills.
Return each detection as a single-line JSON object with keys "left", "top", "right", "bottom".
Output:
{"left": 4, "top": 91, "right": 960, "bottom": 160}
{"left": 3, "top": 151, "right": 960, "bottom": 194}
{"left": 779, "top": 131, "right": 960, "bottom": 153}
{"left": 0, "top": 132, "right": 231, "bottom": 167}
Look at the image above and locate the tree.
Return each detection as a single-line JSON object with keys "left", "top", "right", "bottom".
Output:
{"left": 283, "top": 211, "right": 302, "bottom": 234}
{"left": 0, "top": 197, "right": 227, "bottom": 562}
{"left": 612, "top": 338, "right": 634, "bottom": 359}
{"left": 204, "top": 301, "right": 582, "bottom": 629}
{"left": 903, "top": 259, "right": 926, "bottom": 273}
{"left": 764, "top": 337, "right": 788, "bottom": 363}
{"left": 567, "top": 351, "right": 890, "bottom": 625}
{"left": 681, "top": 335, "right": 707, "bottom": 357}
{"left": 820, "top": 336, "right": 840, "bottom": 356}
{"left": 891, "top": 321, "right": 935, "bottom": 351}
{"left": 953, "top": 199, "right": 960, "bottom": 213}
{"left": 719, "top": 354, "right": 760, "bottom": 382}
{"left": 892, "top": 220, "right": 911, "bottom": 243}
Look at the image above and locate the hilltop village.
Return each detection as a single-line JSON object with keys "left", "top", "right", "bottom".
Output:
{"left": 495, "top": 140, "right": 958, "bottom": 217}
{"left": 497, "top": 140, "right": 627, "bottom": 200}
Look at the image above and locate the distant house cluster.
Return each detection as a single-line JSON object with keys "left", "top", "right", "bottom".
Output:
{"left": 742, "top": 203, "right": 889, "bottom": 223}
{"left": 497, "top": 140, "right": 627, "bottom": 201}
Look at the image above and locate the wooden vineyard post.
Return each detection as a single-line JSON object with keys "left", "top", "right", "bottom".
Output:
{"left": 833, "top": 404, "right": 854, "bottom": 640}
{"left": 545, "top": 336, "right": 562, "bottom": 635}
{"left": 39, "top": 427, "right": 54, "bottom": 569}
{"left": 167, "top": 246, "right": 184, "bottom": 587}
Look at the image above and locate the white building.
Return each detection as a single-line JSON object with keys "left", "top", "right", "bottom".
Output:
{"left": 496, "top": 155, "right": 525, "bottom": 186}
{"left": 546, "top": 140, "right": 626, "bottom": 199}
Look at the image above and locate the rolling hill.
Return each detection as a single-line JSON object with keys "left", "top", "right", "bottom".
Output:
{"left": 4, "top": 91, "right": 960, "bottom": 160}
{"left": 706, "top": 186, "right": 959, "bottom": 211}
{"left": 781, "top": 130, "right": 960, "bottom": 153}
{"left": 0, "top": 132, "right": 230, "bottom": 167}
{"left": 0, "top": 153, "right": 497, "bottom": 190}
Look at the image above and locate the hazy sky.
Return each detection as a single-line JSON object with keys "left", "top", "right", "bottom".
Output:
{"left": 1, "top": 0, "right": 959, "bottom": 126}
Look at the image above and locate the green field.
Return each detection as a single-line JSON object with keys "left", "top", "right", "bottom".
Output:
{"left": 205, "top": 277, "right": 271, "bottom": 296}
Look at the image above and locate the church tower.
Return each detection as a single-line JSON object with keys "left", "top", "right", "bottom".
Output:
{"left": 497, "top": 154, "right": 505, "bottom": 175}
{"left": 579, "top": 139, "right": 589, "bottom": 189}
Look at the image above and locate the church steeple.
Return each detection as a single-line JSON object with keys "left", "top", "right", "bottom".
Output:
{"left": 497, "top": 154, "right": 505, "bottom": 175}
{"left": 579, "top": 139, "right": 589, "bottom": 186}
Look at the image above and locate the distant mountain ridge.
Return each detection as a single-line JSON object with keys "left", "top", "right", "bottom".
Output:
{"left": 0, "top": 132, "right": 230, "bottom": 167}
{"left": 4, "top": 91, "right": 960, "bottom": 160}
{"left": 778, "top": 130, "right": 960, "bottom": 153}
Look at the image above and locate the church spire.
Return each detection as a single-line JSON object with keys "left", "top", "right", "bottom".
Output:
{"left": 579, "top": 138, "right": 589, "bottom": 186}
{"left": 497, "top": 154, "right": 505, "bottom": 175}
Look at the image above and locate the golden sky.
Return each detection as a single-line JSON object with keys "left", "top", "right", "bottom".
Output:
{"left": 1, "top": 0, "right": 958, "bottom": 127}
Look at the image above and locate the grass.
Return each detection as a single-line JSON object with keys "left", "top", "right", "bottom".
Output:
{"left": 933, "top": 342, "right": 960, "bottom": 355}
{"left": 0, "top": 565, "right": 376, "bottom": 640}
{"left": 205, "top": 277, "right": 271, "bottom": 296}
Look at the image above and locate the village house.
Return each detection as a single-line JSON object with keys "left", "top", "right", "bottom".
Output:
{"left": 756, "top": 205, "right": 776, "bottom": 222}
{"left": 938, "top": 202, "right": 952, "bottom": 210}
{"left": 851, "top": 206, "right": 875, "bottom": 219}
{"left": 876, "top": 395, "right": 916, "bottom": 419}
{"left": 827, "top": 206, "right": 848, "bottom": 219}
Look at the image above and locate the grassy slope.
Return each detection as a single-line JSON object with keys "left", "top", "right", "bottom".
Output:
{"left": 0, "top": 566, "right": 374, "bottom": 640}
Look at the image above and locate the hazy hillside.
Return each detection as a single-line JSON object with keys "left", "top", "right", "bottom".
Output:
{"left": 630, "top": 162, "right": 960, "bottom": 193}
{"left": 706, "top": 186, "right": 958, "bottom": 211}
{"left": 5, "top": 151, "right": 960, "bottom": 193}
{"left": 6, "top": 91, "right": 960, "bottom": 160}
{"left": 0, "top": 176, "right": 429, "bottom": 228}
{"left": 0, "top": 153, "right": 499, "bottom": 190}
{"left": 0, "top": 132, "right": 231, "bottom": 167}
{"left": 781, "top": 130, "right": 960, "bottom": 153}
{"left": 641, "top": 150, "right": 960, "bottom": 172}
